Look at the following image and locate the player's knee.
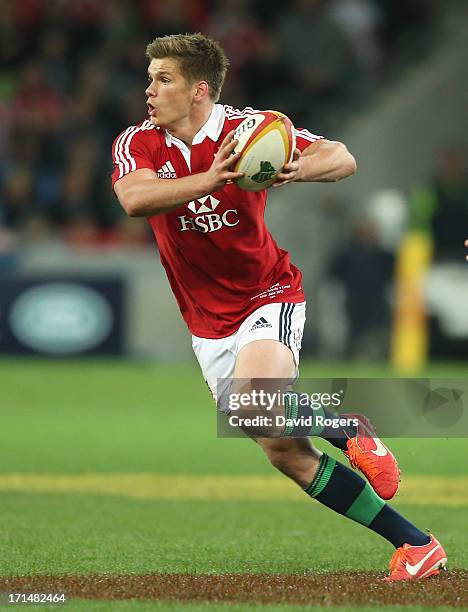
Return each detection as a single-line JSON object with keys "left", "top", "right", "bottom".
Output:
{"left": 235, "top": 402, "right": 284, "bottom": 437}
{"left": 228, "top": 379, "right": 286, "bottom": 438}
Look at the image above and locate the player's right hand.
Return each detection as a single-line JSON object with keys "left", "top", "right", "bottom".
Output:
{"left": 204, "top": 130, "right": 244, "bottom": 192}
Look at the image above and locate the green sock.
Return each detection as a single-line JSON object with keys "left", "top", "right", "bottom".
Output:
{"left": 305, "top": 454, "right": 430, "bottom": 547}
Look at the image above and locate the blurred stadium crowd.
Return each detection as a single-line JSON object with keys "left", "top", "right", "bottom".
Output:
{"left": 0, "top": 0, "right": 439, "bottom": 249}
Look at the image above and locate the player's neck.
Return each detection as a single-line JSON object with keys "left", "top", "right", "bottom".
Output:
{"left": 166, "top": 103, "right": 214, "bottom": 148}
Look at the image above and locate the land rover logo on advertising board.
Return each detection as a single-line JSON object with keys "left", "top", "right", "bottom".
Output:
{"left": 9, "top": 283, "right": 113, "bottom": 354}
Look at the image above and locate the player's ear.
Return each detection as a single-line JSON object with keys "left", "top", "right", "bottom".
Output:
{"left": 193, "top": 81, "right": 209, "bottom": 101}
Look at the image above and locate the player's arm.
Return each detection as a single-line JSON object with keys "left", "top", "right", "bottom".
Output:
{"left": 115, "top": 168, "right": 212, "bottom": 217}
{"left": 273, "top": 139, "right": 356, "bottom": 187}
{"left": 296, "top": 139, "right": 356, "bottom": 182}
{"left": 465, "top": 239, "right": 468, "bottom": 262}
{"left": 115, "top": 130, "right": 244, "bottom": 217}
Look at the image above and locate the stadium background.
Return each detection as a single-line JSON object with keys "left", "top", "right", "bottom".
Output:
{"left": 1, "top": 0, "right": 466, "bottom": 365}
{"left": 1, "top": 0, "right": 468, "bottom": 608}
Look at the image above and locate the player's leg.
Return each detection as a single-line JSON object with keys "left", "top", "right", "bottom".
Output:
{"left": 232, "top": 308, "right": 446, "bottom": 579}
{"left": 232, "top": 302, "right": 399, "bottom": 499}
{"left": 255, "top": 436, "right": 322, "bottom": 489}
{"left": 232, "top": 338, "right": 321, "bottom": 486}
{"left": 192, "top": 309, "right": 446, "bottom": 579}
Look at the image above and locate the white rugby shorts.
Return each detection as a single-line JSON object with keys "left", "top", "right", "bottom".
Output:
{"left": 192, "top": 301, "right": 306, "bottom": 404}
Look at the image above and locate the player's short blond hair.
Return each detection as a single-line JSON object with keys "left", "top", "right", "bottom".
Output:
{"left": 146, "top": 33, "right": 229, "bottom": 102}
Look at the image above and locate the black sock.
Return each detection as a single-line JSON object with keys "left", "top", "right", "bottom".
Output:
{"left": 283, "top": 391, "right": 356, "bottom": 450}
{"left": 305, "top": 454, "right": 430, "bottom": 548}
{"left": 368, "top": 505, "right": 430, "bottom": 548}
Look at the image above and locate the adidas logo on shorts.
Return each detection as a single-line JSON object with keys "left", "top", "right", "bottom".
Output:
{"left": 250, "top": 317, "right": 273, "bottom": 331}
{"left": 157, "top": 161, "right": 177, "bottom": 179}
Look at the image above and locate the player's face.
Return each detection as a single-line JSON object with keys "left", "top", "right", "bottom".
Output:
{"left": 145, "top": 58, "right": 195, "bottom": 129}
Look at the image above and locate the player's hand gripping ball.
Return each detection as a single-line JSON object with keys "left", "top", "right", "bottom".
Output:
{"left": 231, "top": 110, "right": 296, "bottom": 191}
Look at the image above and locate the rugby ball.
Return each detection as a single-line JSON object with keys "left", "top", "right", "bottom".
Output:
{"left": 232, "top": 110, "right": 296, "bottom": 191}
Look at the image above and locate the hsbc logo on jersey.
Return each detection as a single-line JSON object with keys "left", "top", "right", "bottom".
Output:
{"left": 178, "top": 195, "right": 239, "bottom": 233}
{"left": 187, "top": 195, "right": 220, "bottom": 214}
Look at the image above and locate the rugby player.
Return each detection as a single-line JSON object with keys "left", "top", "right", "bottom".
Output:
{"left": 112, "top": 33, "right": 446, "bottom": 581}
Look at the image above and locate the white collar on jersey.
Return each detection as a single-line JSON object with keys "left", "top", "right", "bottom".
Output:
{"left": 164, "top": 104, "right": 224, "bottom": 147}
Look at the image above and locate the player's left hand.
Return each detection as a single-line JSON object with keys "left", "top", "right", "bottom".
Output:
{"left": 272, "top": 148, "right": 301, "bottom": 188}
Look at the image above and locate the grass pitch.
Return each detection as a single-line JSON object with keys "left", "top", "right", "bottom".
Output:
{"left": 0, "top": 359, "right": 467, "bottom": 609}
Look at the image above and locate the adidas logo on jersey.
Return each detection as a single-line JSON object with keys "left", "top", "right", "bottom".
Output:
{"left": 157, "top": 161, "right": 177, "bottom": 179}
{"left": 250, "top": 317, "right": 273, "bottom": 331}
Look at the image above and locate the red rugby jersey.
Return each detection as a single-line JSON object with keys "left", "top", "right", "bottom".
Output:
{"left": 112, "top": 105, "right": 323, "bottom": 338}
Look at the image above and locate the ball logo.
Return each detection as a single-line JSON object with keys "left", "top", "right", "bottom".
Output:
{"left": 233, "top": 117, "right": 257, "bottom": 140}
{"left": 251, "top": 161, "right": 277, "bottom": 184}
{"left": 179, "top": 195, "right": 239, "bottom": 233}
{"left": 9, "top": 283, "right": 113, "bottom": 354}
